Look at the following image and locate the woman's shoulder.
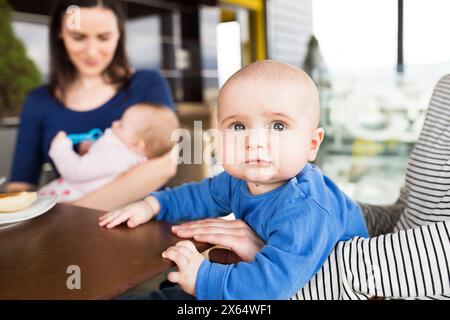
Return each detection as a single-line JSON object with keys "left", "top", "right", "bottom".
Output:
{"left": 128, "top": 69, "right": 174, "bottom": 109}
{"left": 127, "top": 69, "right": 168, "bottom": 94}
{"left": 22, "top": 85, "right": 57, "bottom": 115}
{"left": 130, "top": 69, "right": 166, "bottom": 84}
{"left": 27, "top": 84, "right": 53, "bottom": 101}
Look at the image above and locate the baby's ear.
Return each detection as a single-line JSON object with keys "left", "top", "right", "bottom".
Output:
{"left": 132, "top": 139, "right": 147, "bottom": 155}
{"left": 308, "top": 127, "right": 324, "bottom": 162}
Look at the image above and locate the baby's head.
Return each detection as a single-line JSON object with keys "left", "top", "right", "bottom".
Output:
{"left": 218, "top": 60, "right": 324, "bottom": 186}
{"left": 112, "top": 103, "right": 179, "bottom": 158}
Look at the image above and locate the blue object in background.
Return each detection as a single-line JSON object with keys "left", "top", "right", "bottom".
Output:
{"left": 68, "top": 128, "right": 103, "bottom": 144}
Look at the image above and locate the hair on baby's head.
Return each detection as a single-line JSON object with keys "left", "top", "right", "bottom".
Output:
{"left": 218, "top": 60, "right": 321, "bottom": 127}
{"left": 125, "top": 103, "right": 179, "bottom": 158}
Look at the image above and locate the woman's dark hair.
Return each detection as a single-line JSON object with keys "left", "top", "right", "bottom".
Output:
{"left": 49, "top": 0, "right": 131, "bottom": 100}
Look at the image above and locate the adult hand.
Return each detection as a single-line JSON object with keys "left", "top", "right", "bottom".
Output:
{"left": 172, "top": 218, "right": 265, "bottom": 263}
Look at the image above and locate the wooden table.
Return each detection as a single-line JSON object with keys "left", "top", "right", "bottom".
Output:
{"left": 0, "top": 203, "right": 210, "bottom": 300}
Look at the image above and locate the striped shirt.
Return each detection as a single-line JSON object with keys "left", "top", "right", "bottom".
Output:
{"left": 292, "top": 75, "right": 450, "bottom": 300}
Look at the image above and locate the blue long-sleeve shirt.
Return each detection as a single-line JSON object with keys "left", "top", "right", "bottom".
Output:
{"left": 152, "top": 164, "right": 368, "bottom": 299}
{"left": 10, "top": 69, "right": 174, "bottom": 185}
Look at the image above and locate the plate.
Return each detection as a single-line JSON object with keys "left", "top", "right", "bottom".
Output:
{"left": 0, "top": 195, "right": 57, "bottom": 225}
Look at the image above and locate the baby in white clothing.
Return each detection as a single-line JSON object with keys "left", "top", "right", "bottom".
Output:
{"left": 39, "top": 103, "right": 179, "bottom": 202}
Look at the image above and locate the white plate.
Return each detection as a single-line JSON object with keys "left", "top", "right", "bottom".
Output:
{"left": 0, "top": 195, "right": 57, "bottom": 225}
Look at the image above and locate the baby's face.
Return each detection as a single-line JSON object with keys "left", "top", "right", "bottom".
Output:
{"left": 218, "top": 77, "right": 321, "bottom": 185}
{"left": 112, "top": 109, "right": 140, "bottom": 147}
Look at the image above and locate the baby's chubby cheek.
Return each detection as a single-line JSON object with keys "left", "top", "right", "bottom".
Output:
{"left": 273, "top": 147, "right": 309, "bottom": 178}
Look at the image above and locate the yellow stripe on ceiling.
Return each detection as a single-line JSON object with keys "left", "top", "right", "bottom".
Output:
{"left": 221, "top": 0, "right": 263, "bottom": 11}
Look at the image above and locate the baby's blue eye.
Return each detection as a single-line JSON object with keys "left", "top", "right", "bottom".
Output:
{"left": 233, "top": 123, "right": 245, "bottom": 131}
{"left": 272, "top": 122, "right": 285, "bottom": 131}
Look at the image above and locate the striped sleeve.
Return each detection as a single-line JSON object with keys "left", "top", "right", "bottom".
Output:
{"left": 394, "top": 74, "right": 450, "bottom": 231}
{"left": 358, "top": 187, "right": 406, "bottom": 237}
{"left": 339, "top": 221, "right": 450, "bottom": 299}
{"left": 292, "top": 221, "right": 450, "bottom": 300}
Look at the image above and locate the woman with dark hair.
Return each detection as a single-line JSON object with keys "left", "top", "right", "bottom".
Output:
{"left": 6, "top": 0, "right": 177, "bottom": 210}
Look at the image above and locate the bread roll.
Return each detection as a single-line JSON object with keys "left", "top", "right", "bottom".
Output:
{"left": 0, "top": 192, "right": 38, "bottom": 213}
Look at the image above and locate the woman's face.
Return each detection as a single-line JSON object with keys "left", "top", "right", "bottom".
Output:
{"left": 60, "top": 7, "right": 120, "bottom": 78}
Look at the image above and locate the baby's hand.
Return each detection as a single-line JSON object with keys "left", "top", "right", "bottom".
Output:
{"left": 98, "top": 200, "right": 155, "bottom": 229}
{"left": 51, "top": 131, "right": 70, "bottom": 146}
{"left": 78, "top": 141, "right": 92, "bottom": 155}
{"left": 162, "top": 241, "right": 205, "bottom": 296}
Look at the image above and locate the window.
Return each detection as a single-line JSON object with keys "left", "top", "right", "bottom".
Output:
{"left": 312, "top": 0, "right": 450, "bottom": 205}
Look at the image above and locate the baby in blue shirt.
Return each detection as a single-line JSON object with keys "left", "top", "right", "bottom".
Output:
{"left": 99, "top": 60, "right": 368, "bottom": 299}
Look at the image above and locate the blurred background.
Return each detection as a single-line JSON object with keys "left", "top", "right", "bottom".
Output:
{"left": 1, "top": 0, "right": 450, "bottom": 205}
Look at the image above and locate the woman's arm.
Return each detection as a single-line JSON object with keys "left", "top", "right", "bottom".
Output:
{"left": 295, "top": 220, "right": 450, "bottom": 300}
{"left": 358, "top": 186, "right": 407, "bottom": 236}
{"left": 72, "top": 149, "right": 177, "bottom": 211}
{"left": 8, "top": 90, "right": 45, "bottom": 191}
